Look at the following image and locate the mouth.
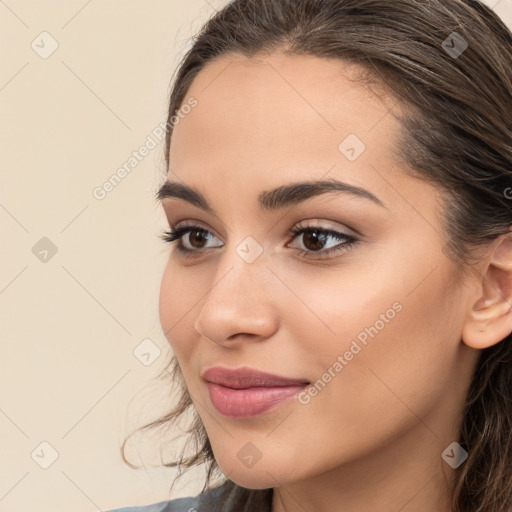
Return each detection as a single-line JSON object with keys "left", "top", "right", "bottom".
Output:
{"left": 201, "top": 365, "right": 310, "bottom": 388}
{"left": 201, "top": 365, "right": 310, "bottom": 418}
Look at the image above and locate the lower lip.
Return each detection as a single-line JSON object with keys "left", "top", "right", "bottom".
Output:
{"left": 206, "top": 382, "right": 308, "bottom": 418}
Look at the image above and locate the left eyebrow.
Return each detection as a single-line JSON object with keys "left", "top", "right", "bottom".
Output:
{"left": 156, "top": 177, "right": 387, "bottom": 212}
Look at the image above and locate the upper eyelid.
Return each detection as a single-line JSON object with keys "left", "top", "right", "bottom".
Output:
{"left": 162, "top": 199, "right": 367, "bottom": 237}
{"left": 173, "top": 220, "right": 221, "bottom": 237}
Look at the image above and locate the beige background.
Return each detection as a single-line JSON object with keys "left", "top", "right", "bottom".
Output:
{"left": 0, "top": 1, "right": 511, "bottom": 511}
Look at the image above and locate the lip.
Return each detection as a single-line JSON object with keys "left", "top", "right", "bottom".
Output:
{"left": 201, "top": 366, "right": 310, "bottom": 418}
{"left": 201, "top": 366, "right": 310, "bottom": 389}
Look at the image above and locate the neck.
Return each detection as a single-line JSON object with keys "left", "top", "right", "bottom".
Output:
{"left": 271, "top": 421, "right": 457, "bottom": 512}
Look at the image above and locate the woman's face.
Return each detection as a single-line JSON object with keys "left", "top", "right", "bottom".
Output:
{"left": 158, "top": 52, "right": 480, "bottom": 490}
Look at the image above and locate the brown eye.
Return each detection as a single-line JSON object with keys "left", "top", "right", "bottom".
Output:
{"left": 161, "top": 222, "right": 360, "bottom": 260}
{"left": 301, "top": 230, "right": 328, "bottom": 251}
{"left": 288, "top": 224, "right": 360, "bottom": 259}
{"left": 161, "top": 224, "right": 222, "bottom": 255}
{"left": 187, "top": 228, "right": 211, "bottom": 249}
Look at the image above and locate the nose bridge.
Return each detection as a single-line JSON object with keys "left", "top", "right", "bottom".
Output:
{"left": 206, "top": 235, "right": 270, "bottom": 305}
{"left": 193, "top": 237, "right": 278, "bottom": 343}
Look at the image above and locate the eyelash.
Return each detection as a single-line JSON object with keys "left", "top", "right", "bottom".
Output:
{"left": 160, "top": 222, "right": 361, "bottom": 260}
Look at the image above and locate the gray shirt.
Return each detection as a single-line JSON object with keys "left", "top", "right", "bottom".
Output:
{"left": 105, "top": 480, "right": 273, "bottom": 512}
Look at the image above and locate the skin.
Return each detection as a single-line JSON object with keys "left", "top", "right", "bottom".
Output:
{"left": 158, "top": 51, "right": 512, "bottom": 512}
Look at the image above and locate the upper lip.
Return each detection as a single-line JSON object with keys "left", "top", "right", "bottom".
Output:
{"left": 201, "top": 366, "right": 310, "bottom": 389}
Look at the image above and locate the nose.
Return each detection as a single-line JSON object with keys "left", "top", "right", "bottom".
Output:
{"left": 193, "top": 248, "right": 279, "bottom": 347}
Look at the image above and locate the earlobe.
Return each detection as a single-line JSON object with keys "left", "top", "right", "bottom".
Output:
{"left": 461, "top": 232, "right": 512, "bottom": 350}
{"left": 462, "top": 299, "right": 512, "bottom": 350}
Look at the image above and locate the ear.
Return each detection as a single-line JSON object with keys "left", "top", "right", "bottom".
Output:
{"left": 462, "top": 231, "right": 512, "bottom": 350}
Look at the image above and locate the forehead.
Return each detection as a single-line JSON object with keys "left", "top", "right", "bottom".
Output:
{"left": 171, "top": 52, "right": 396, "bottom": 157}
{"left": 167, "top": 51, "right": 420, "bottom": 216}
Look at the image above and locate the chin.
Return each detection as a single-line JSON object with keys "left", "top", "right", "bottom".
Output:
{"left": 214, "top": 452, "right": 302, "bottom": 490}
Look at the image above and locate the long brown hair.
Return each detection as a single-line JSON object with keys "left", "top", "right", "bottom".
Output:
{"left": 122, "top": 1, "right": 512, "bottom": 510}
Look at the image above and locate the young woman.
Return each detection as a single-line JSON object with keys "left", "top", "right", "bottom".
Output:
{"left": 108, "top": 0, "right": 512, "bottom": 511}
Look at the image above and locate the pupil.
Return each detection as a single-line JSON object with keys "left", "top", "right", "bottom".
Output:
{"left": 190, "top": 229, "right": 207, "bottom": 248}
{"left": 304, "top": 230, "right": 325, "bottom": 251}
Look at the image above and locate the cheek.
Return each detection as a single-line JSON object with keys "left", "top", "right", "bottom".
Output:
{"left": 158, "top": 260, "right": 199, "bottom": 358}
{"left": 295, "top": 265, "right": 461, "bottom": 440}
{"left": 155, "top": 247, "right": 464, "bottom": 484}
